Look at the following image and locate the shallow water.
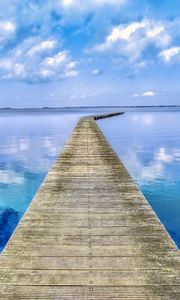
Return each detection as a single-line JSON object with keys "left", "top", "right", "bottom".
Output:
{"left": 0, "top": 111, "right": 83, "bottom": 251}
{"left": 0, "top": 110, "right": 180, "bottom": 251}
{"left": 98, "top": 112, "right": 180, "bottom": 249}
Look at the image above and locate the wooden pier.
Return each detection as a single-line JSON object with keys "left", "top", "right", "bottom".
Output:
{"left": 0, "top": 115, "right": 179, "bottom": 299}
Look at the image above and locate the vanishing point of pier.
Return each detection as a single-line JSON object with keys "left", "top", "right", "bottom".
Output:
{"left": 0, "top": 114, "right": 179, "bottom": 299}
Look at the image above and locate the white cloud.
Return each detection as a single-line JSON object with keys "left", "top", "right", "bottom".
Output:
{"left": 0, "top": 2, "right": 178, "bottom": 85}
{"left": 133, "top": 91, "right": 156, "bottom": 97}
{"left": 0, "top": 58, "right": 13, "bottom": 71}
{"left": 14, "top": 63, "right": 25, "bottom": 77}
{"left": 61, "top": 0, "right": 127, "bottom": 9}
{"left": 63, "top": 69, "right": 79, "bottom": 78}
{"left": 66, "top": 61, "right": 78, "bottom": 69}
{"left": 0, "top": 21, "right": 16, "bottom": 43}
{"left": 0, "top": 21, "right": 15, "bottom": 34}
{"left": 143, "top": 91, "right": 156, "bottom": 97}
{"left": 43, "top": 51, "right": 79, "bottom": 79}
{"left": 146, "top": 25, "right": 165, "bottom": 38}
{"left": 0, "top": 58, "right": 25, "bottom": 80}
{"left": 134, "top": 60, "right": 148, "bottom": 71}
{"left": 44, "top": 51, "right": 68, "bottom": 67}
{"left": 0, "top": 0, "right": 129, "bottom": 36}
{"left": 92, "top": 69, "right": 103, "bottom": 76}
{"left": 93, "top": 19, "right": 171, "bottom": 64}
{"left": 27, "top": 39, "right": 57, "bottom": 56}
{"left": 52, "top": 0, "right": 130, "bottom": 28}
{"left": 38, "top": 69, "right": 56, "bottom": 79}
{"left": 0, "top": 38, "right": 79, "bottom": 82}
{"left": 107, "top": 22, "right": 145, "bottom": 42}
{"left": 159, "top": 46, "right": 180, "bottom": 63}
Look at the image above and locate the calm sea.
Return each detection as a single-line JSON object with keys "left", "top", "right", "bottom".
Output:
{"left": 0, "top": 109, "right": 179, "bottom": 251}
{"left": 98, "top": 111, "right": 180, "bottom": 249}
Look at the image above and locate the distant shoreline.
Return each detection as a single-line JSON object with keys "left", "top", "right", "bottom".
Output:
{"left": 0, "top": 106, "right": 180, "bottom": 114}
{"left": 0, "top": 105, "right": 180, "bottom": 110}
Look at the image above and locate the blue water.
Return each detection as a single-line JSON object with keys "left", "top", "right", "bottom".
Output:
{"left": 0, "top": 111, "right": 82, "bottom": 251}
{"left": 0, "top": 110, "right": 180, "bottom": 251}
{"left": 98, "top": 112, "right": 180, "bottom": 249}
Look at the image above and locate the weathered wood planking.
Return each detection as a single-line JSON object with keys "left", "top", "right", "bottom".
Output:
{"left": 0, "top": 116, "right": 179, "bottom": 299}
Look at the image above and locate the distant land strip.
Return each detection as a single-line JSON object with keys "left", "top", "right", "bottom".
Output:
{"left": 0, "top": 105, "right": 180, "bottom": 110}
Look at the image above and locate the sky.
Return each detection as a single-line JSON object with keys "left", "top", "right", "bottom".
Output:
{"left": 0, "top": 0, "right": 179, "bottom": 107}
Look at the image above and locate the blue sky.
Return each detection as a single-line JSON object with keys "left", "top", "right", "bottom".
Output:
{"left": 0, "top": 0, "right": 179, "bottom": 107}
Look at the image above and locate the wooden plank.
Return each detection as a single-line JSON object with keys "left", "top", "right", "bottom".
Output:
{"left": 0, "top": 116, "right": 179, "bottom": 299}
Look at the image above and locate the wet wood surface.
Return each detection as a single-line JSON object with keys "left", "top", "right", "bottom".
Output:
{"left": 0, "top": 116, "right": 179, "bottom": 299}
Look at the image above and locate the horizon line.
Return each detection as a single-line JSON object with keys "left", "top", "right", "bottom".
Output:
{"left": 0, "top": 105, "right": 180, "bottom": 110}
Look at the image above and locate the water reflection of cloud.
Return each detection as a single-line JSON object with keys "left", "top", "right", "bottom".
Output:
{"left": 0, "top": 170, "right": 24, "bottom": 185}
{"left": 173, "top": 149, "right": 180, "bottom": 160}
{"left": 141, "top": 162, "right": 163, "bottom": 181}
{"left": 4, "top": 138, "right": 18, "bottom": 155}
{"left": 155, "top": 147, "right": 173, "bottom": 163}
{"left": 123, "top": 145, "right": 180, "bottom": 184}
{"left": 0, "top": 137, "right": 29, "bottom": 155}
{"left": 0, "top": 112, "right": 82, "bottom": 252}
{"left": 142, "top": 115, "right": 154, "bottom": 126}
{"left": 123, "top": 151, "right": 164, "bottom": 183}
{"left": 42, "top": 136, "right": 62, "bottom": 156}
{"left": 0, "top": 113, "right": 79, "bottom": 174}
{"left": 155, "top": 147, "right": 180, "bottom": 163}
{"left": 132, "top": 114, "right": 154, "bottom": 126}
{"left": 19, "top": 138, "right": 29, "bottom": 151}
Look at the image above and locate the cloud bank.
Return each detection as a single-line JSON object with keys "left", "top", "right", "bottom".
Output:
{"left": 0, "top": 36, "right": 78, "bottom": 82}
{"left": 0, "top": 0, "right": 179, "bottom": 85}
{"left": 92, "top": 19, "right": 179, "bottom": 67}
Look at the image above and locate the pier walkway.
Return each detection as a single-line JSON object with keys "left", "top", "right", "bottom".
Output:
{"left": 0, "top": 115, "right": 179, "bottom": 299}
